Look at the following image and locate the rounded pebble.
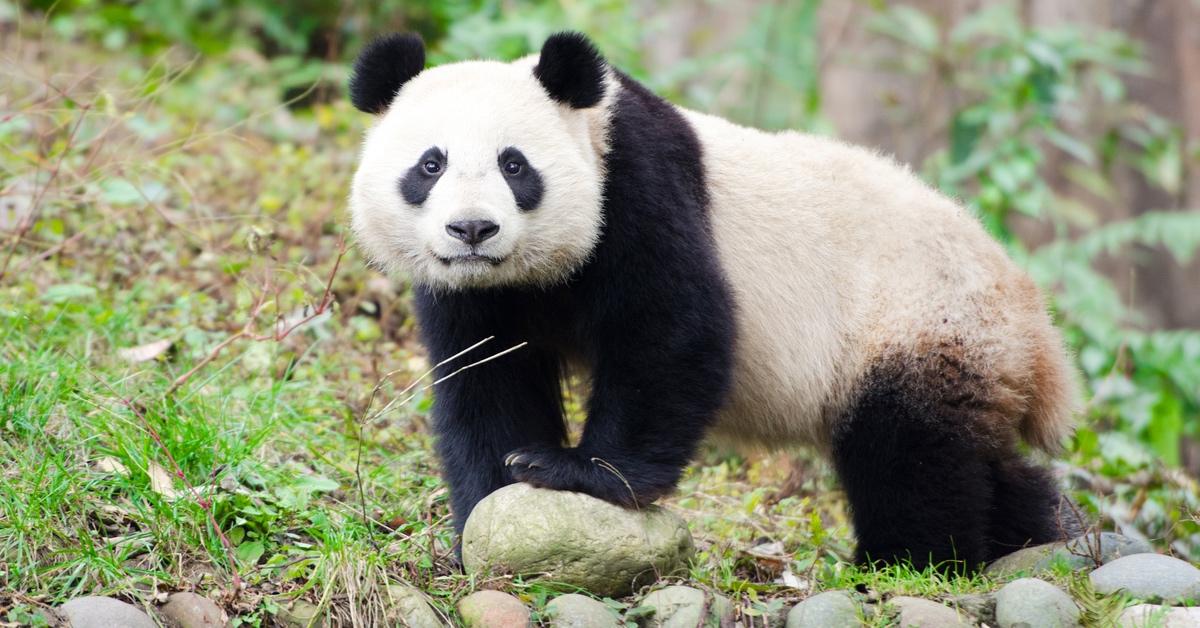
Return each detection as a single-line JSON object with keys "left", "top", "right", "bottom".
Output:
{"left": 891, "top": 596, "right": 970, "bottom": 627}
{"left": 386, "top": 584, "right": 444, "bottom": 627}
{"left": 544, "top": 594, "right": 621, "bottom": 628}
{"left": 635, "top": 585, "right": 731, "bottom": 628}
{"left": 995, "top": 578, "right": 1080, "bottom": 628}
{"left": 462, "top": 483, "right": 693, "bottom": 597}
{"left": 277, "top": 600, "right": 326, "bottom": 627}
{"left": 458, "top": 590, "right": 530, "bottom": 628}
{"left": 159, "top": 592, "right": 228, "bottom": 628}
{"left": 1089, "top": 553, "right": 1200, "bottom": 602}
{"left": 986, "top": 533, "right": 1153, "bottom": 577}
{"left": 786, "top": 590, "right": 860, "bottom": 628}
{"left": 58, "top": 597, "right": 157, "bottom": 628}
{"left": 1120, "top": 604, "right": 1200, "bottom": 627}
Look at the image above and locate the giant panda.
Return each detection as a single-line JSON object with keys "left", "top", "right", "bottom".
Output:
{"left": 347, "top": 31, "right": 1080, "bottom": 571}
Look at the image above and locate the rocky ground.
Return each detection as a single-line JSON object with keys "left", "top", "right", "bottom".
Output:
{"left": 46, "top": 486, "right": 1200, "bottom": 627}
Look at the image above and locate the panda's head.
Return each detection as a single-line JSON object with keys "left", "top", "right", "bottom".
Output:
{"left": 348, "top": 32, "right": 611, "bottom": 290}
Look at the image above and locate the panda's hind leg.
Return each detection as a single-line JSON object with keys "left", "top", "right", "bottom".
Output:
{"left": 831, "top": 357, "right": 996, "bottom": 573}
{"left": 986, "top": 454, "right": 1072, "bottom": 560}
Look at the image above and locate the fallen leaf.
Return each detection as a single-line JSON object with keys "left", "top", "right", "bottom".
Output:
{"left": 777, "top": 569, "right": 811, "bottom": 591}
{"left": 95, "top": 456, "right": 129, "bottom": 475}
{"left": 118, "top": 339, "right": 172, "bottom": 363}
{"left": 148, "top": 461, "right": 179, "bottom": 499}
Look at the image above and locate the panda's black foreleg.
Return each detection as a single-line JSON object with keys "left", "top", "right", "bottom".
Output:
{"left": 430, "top": 345, "right": 568, "bottom": 535}
{"left": 506, "top": 312, "right": 736, "bottom": 507}
{"left": 414, "top": 288, "right": 571, "bottom": 536}
{"left": 831, "top": 362, "right": 993, "bottom": 573}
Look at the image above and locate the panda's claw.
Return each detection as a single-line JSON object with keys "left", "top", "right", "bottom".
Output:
{"left": 504, "top": 453, "right": 525, "bottom": 467}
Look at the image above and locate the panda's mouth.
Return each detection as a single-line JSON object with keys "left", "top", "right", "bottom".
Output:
{"left": 434, "top": 252, "right": 506, "bottom": 266}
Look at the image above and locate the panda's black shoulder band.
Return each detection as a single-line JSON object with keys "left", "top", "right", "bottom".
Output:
{"left": 349, "top": 33, "right": 426, "bottom": 114}
{"left": 534, "top": 32, "right": 606, "bottom": 109}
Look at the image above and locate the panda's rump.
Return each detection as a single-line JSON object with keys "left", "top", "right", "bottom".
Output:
{"left": 682, "top": 108, "right": 1076, "bottom": 453}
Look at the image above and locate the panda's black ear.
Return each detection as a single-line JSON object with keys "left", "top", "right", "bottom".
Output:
{"left": 534, "top": 32, "right": 606, "bottom": 109}
{"left": 349, "top": 33, "right": 426, "bottom": 114}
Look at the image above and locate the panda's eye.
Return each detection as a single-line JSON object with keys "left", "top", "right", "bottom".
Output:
{"left": 503, "top": 161, "right": 522, "bottom": 176}
{"left": 423, "top": 160, "right": 441, "bottom": 175}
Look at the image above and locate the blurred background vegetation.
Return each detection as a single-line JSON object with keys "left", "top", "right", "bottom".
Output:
{"left": 2, "top": 0, "right": 1199, "bottom": 624}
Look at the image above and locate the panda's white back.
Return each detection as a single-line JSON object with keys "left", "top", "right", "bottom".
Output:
{"left": 679, "top": 109, "right": 1078, "bottom": 453}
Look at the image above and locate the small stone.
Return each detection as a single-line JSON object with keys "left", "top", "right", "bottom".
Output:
{"left": 890, "top": 596, "right": 969, "bottom": 627}
{"left": 986, "top": 533, "right": 1153, "bottom": 577}
{"left": 1064, "top": 533, "right": 1153, "bottom": 565}
{"left": 386, "top": 584, "right": 444, "bottom": 628}
{"left": 634, "top": 586, "right": 732, "bottom": 628}
{"left": 994, "top": 578, "right": 1080, "bottom": 628}
{"left": 1090, "top": 553, "right": 1200, "bottom": 603}
{"left": 159, "top": 592, "right": 228, "bottom": 628}
{"left": 277, "top": 600, "right": 325, "bottom": 627}
{"left": 1119, "top": 604, "right": 1200, "bottom": 627}
{"left": 58, "top": 597, "right": 157, "bottom": 628}
{"left": 462, "top": 484, "right": 693, "bottom": 597}
{"left": 946, "top": 593, "right": 995, "bottom": 626}
{"left": 458, "top": 590, "right": 530, "bottom": 628}
{"left": 786, "top": 590, "right": 860, "bottom": 628}
{"left": 543, "top": 594, "right": 621, "bottom": 627}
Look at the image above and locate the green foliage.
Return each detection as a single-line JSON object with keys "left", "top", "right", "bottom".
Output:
{"left": 1068, "top": 571, "right": 1130, "bottom": 627}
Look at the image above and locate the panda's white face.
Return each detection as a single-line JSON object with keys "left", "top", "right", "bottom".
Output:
{"left": 350, "top": 59, "right": 607, "bottom": 290}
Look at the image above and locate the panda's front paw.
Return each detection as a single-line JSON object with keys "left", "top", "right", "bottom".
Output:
{"left": 502, "top": 445, "right": 640, "bottom": 508}
{"left": 503, "top": 445, "right": 578, "bottom": 484}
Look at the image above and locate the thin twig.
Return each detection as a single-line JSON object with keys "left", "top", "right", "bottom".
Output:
{"left": 165, "top": 239, "right": 346, "bottom": 396}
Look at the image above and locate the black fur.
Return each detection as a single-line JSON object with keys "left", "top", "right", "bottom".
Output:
{"left": 416, "top": 71, "right": 736, "bottom": 535}
{"left": 399, "top": 147, "right": 446, "bottom": 206}
{"left": 533, "top": 32, "right": 607, "bottom": 109}
{"left": 349, "top": 33, "right": 425, "bottom": 114}
{"left": 498, "top": 147, "right": 544, "bottom": 211}
{"left": 831, "top": 357, "right": 1067, "bottom": 573}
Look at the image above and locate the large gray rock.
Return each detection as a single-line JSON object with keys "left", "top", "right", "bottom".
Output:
{"left": 786, "top": 591, "right": 860, "bottom": 628}
{"left": 544, "top": 594, "right": 621, "bottom": 628}
{"left": 994, "top": 578, "right": 1080, "bottom": 628}
{"left": 159, "top": 592, "right": 228, "bottom": 628}
{"left": 986, "top": 533, "right": 1152, "bottom": 577}
{"left": 1119, "top": 604, "right": 1200, "bottom": 627}
{"left": 386, "top": 584, "right": 444, "bottom": 627}
{"left": 1090, "top": 553, "right": 1200, "bottom": 602}
{"left": 462, "top": 484, "right": 694, "bottom": 597}
{"left": 457, "top": 590, "right": 530, "bottom": 628}
{"left": 634, "top": 586, "right": 732, "bottom": 627}
{"left": 58, "top": 597, "right": 157, "bottom": 628}
{"left": 891, "top": 597, "right": 970, "bottom": 627}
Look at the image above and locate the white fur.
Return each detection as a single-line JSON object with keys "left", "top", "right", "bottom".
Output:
{"left": 350, "top": 59, "right": 611, "bottom": 290}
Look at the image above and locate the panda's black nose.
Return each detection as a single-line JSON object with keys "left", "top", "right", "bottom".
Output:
{"left": 446, "top": 220, "right": 500, "bottom": 245}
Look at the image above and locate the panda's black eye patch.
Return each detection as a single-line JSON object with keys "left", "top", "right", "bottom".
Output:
{"left": 399, "top": 147, "right": 446, "bottom": 206}
{"left": 498, "top": 147, "right": 543, "bottom": 211}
